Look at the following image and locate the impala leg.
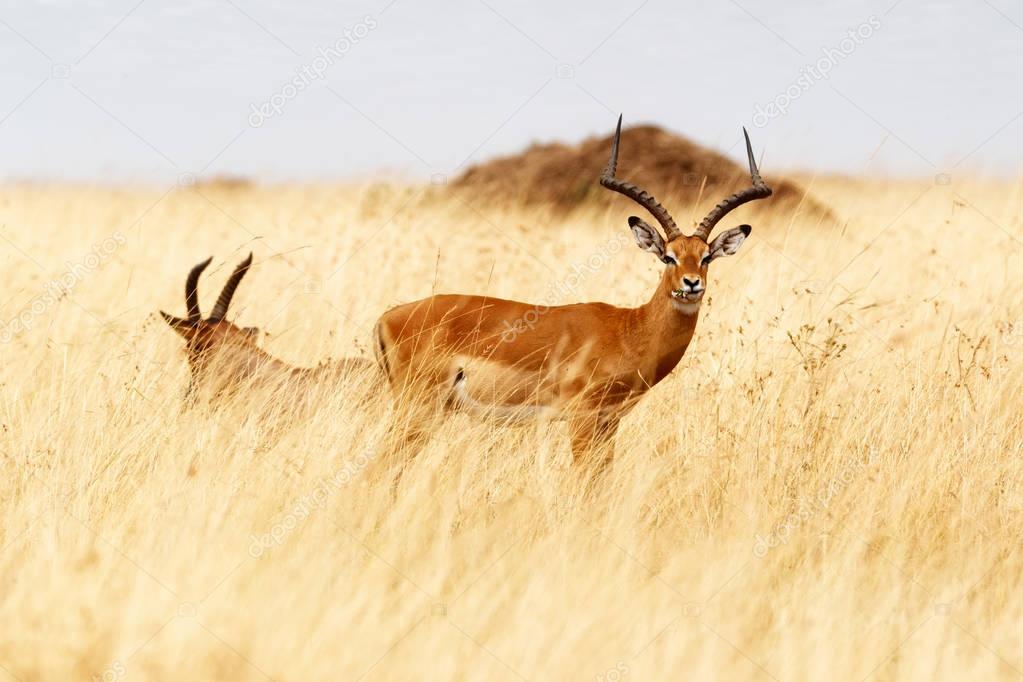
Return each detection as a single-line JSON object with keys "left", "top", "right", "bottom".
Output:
{"left": 392, "top": 406, "right": 444, "bottom": 496}
{"left": 569, "top": 412, "right": 621, "bottom": 482}
{"left": 389, "top": 400, "right": 443, "bottom": 456}
{"left": 378, "top": 379, "right": 448, "bottom": 493}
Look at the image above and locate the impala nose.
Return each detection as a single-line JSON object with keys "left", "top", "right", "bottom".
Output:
{"left": 682, "top": 276, "right": 703, "bottom": 291}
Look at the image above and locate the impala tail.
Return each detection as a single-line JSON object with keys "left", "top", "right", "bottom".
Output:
{"left": 373, "top": 320, "right": 393, "bottom": 385}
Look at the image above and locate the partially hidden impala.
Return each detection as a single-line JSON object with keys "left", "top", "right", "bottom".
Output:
{"left": 374, "top": 115, "right": 773, "bottom": 471}
{"left": 161, "top": 253, "right": 372, "bottom": 406}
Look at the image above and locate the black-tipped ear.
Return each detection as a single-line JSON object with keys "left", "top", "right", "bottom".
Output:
{"left": 160, "top": 311, "right": 185, "bottom": 327}
{"left": 628, "top": 216, "right": 666, "bottom": 260}
{"left": 160, "top": 311, "right": 195, "bottom": 340}
{"left": 706, "top": 225, "right": 752, "bottom": 262}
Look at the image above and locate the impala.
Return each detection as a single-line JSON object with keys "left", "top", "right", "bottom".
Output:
{"left": 160, "top": 253, "right": 372, "bottom": 406}
{"left": 374, "top": 116, "right": 772, "bottom": 471}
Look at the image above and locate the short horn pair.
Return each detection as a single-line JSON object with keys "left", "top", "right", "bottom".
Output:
{"left": 163, "top": 253, "right": 253, "bottom": 326}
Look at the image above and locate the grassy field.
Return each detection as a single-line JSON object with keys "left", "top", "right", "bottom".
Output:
{"left": 0, "top": 175, "right": 1021, "bottom": 680}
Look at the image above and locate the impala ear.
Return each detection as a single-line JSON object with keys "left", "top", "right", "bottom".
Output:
{"left": 707, "top": 225, "right": 751, "bottom": 262}
{"left": 628, "top": 216, "right": 666, "bottom": 260}
{"left": 160, "top": 311, "right": 195, "bottom": 340}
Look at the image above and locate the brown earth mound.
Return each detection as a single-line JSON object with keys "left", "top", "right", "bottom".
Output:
{"left": 450, "top": 124, "right": 831, "bottom": 221}
{"left": 196, "top": 175, "right": 255, "bottom": 191}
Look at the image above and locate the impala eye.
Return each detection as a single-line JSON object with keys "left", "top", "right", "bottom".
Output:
{"left": 663, "top": 254, "right": 679, "bottom": 266}
{"left": 700, "top": 254, "right": 711, "bottom": 267}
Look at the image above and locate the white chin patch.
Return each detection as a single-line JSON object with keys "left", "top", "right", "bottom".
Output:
{"left": 671, "top": 298, "right": 702, "bottom": 314}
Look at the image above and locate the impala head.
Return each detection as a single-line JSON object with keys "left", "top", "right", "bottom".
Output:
{"left": 159, "top": 253, "right": 262, "bottom": 357}
{"left": 601, "top": 115, "right": 771, "bottom": 308}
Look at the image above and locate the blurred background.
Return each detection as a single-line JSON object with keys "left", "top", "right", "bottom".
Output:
{"left": 1, "top": 0, "right": 1021, "bottom": 184}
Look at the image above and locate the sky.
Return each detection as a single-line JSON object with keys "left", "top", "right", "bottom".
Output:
{"left": 1, "top": 0, "right": 1021, "bottom": 184}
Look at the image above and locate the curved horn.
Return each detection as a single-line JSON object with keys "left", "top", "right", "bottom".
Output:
{"left": 692, "top": 128, "right": 772, "bottom": 242}
{"left": 209, "top": 252, "right": 253, "bottom": 321}
{"left": 185, "top": 257, "right": 212, "bottom": 321}
{"left": 600, "top": 115, "right": 681, "bottom": 241}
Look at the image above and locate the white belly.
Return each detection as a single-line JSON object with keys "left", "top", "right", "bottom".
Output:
{"left": 447, "top": 361, "right": 563, "bottom": 424}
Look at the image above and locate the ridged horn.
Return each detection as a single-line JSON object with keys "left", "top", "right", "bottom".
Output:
{"left": 600, "top": 115, "right": 681, "bottom": 241}
{"left": 185, "top": 257, "right": 212, "bottom": 321}
{"left": 692, "top": 128, "right": 772, "bottom": 242}
{"left": 209, "top": 253, "right": 253, "bottom": 322}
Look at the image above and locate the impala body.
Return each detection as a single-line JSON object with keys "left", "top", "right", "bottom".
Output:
{"left": 161, "top": 254, "right": 372, "bottom": 407}
{"left": 375, "top": 116, "right": 772, "bottom": 470}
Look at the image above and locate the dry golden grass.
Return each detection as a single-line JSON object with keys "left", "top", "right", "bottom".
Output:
{"left": 0, "top": 176, "right": 1021, "bottom": 681}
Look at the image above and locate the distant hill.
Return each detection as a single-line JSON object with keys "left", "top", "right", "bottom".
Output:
{"left": 450, "top": 124, "right": 832, "bottom": 222}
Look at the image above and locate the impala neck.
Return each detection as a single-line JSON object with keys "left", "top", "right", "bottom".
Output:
{"left": 636, "top": 269, "right": 702, "bottom": 385}
{"left": 191, "top": 340, "right": 288, "bottom": 386}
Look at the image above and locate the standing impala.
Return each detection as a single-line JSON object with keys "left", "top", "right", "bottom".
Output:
{"left": 160, "top": 254, "right": 372, "bottom": 406}
{"left": 374, "top": 116, "right": 772, "bottom": 470}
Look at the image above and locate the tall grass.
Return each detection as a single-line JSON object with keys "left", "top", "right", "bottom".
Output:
{"left": 0, "top": 177, "right": 1021, "bottom": 680}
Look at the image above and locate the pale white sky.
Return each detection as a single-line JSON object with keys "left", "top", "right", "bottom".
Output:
{"left": 1, "top": 0, "right": 1021, "bottom": 183}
